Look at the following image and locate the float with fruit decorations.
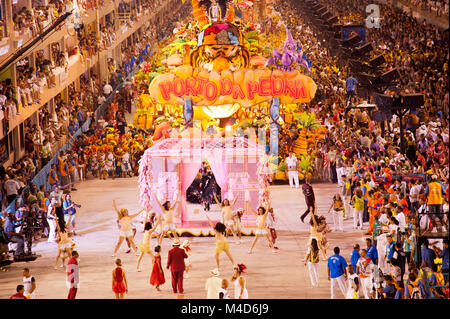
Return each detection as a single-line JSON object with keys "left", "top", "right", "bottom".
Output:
{"left": 137, "top": 0, "right": 322, "bottom": 235}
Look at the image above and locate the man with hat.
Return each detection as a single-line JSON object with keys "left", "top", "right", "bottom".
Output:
{"left": 425, "top": 175, "right": 446, "bottom": 232}
{"left": 205, "top": 268, "right": 222, "bottom": 299}
{"left": 167, "top": 238, "right": 188, "bottom": 294}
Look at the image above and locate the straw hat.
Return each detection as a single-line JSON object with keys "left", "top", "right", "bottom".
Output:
{"left": 172, "top": 239, "right": 181, "bottom": 246}
{"left": 210, "top": 268, "right": 220, "bottom": 276}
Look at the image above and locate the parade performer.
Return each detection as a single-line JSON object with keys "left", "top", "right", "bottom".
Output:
{"left": 66, "top": 251, "right": 80, "bottom": 299}
{"left": 155, "top": 194, "right": 180, "bottom": 245}
{"left": 150, "top": 245, "right": 165, "bottom": 291}
{"left": 327, "top": 193, "right": 344, "bottom": 232}
{"left": 266, "top": 208, "right": 279, "bottom": 249}
{"left": 214, "top": 193, "right": 239, "bottom": 242}
{"left": 300, "top": 177, "right": 316, "bottom": 223}
{"left": 200, "top": 168, "right": 218, "bottom": 211}
{"left": 206, "top": 215, "right": 235, "bottom": 270}
{"left": 230, "top": 264, "right": 248, "bottom": 299}
{"left": 367, "top": 190, "right": 381, "bottom": 235}
{"left": 55, "top": 214, "right": 76, "bottom": 269}
{"left": 105, "top": 149, "right": 115, "bottom": 179}
{"left": 304, "top": 238, "right": 320, "bottom": 287}
{"left": 352, "top": 189, "right": 365, "bottom": 230}
{"left": 166, "top": 239, "right": 188, "bottom": 294}
{"left": 181, "top": 240, "right": 193, "bottom": 279}
{"left": 232, "top": 208, "right": 244, "bottom": 244}
{"left": 247, "top": 202, "right": 277, "bottom": 254}
{"left": 136, "top": 222, "right": 156, "bottom": 272}
{"left": 309, "top": 209, "right": 330, "bottom": 260}
{"left": 112, "top": 259, "right": 128, "bottom": 299}
{"left": 112, "top": 200, "right": 143, "bottom": 256}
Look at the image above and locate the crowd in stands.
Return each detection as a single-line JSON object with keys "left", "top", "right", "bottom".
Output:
{"left": 99, "top": 22, "right": 117, "bottom": 51}
{"left": 78, "top": 0, "right": 104, "bottom": 11}
{"left": 76, "top": 25, "right": 99, "bottom": 61}
{"left": 279, "top": 0, "right": 449, "bottom": 298}
{"left": 407, "top": 0, "right": 449, "bottom": 18}
{"left": 13, "top": 0, "right": 68, "bottom": 37}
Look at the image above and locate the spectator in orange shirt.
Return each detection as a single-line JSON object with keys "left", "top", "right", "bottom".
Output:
{"left": 399, "top": 193, "right": 410, "bottom": 216}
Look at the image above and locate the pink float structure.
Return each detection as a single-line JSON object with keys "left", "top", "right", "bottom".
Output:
{"left": 138, "top": 136, "right": 271, "bottom": 236}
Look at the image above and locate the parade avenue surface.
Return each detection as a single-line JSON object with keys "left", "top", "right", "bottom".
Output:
{"left": 0, "top": 178, "right": 365, "bottom": 299}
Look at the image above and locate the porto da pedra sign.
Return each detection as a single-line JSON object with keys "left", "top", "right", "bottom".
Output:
{"left": 149, "top": 65, "right": 317, "bottom": 107}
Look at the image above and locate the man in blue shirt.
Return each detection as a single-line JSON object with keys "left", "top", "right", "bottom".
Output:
{"left": 345, "top": 76, "right": 358, "bottom": 106}
{"left": 327, "top": 246, "right": 348, "bottom": 299}
{"left": 421, "top": 239, "right": 436, "bottom": 271}
{"left": 350, "top": 244, "right": 360, "bottom": 274}
{"left": 3, "top": 212, "right": 25, "bottom": 257}
{"left": 437, "top": 239, "right": 449, "bottom": 283}
{"left": 366, "top": 238, "right": 378, "bottom": 264}
{"left": 77, "top": 108, "right": 84, "bottom": 125}
{"left": 385, "top": 235, "right": 395, "bottom": 272}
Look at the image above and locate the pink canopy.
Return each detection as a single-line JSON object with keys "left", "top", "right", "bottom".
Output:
{"left": 138, "top": 137, "right": 268, "bottom": 228}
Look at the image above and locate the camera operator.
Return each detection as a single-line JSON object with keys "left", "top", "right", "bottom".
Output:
{"left": 29, "top": 199, "right": 46, "bottom": 240}
{"left": 19, "top": 202, "right": 44, "bottom": 254}
{"left": 3, "top": 212, "right": 25, "bottom": 257}
{"left": 63, "top": 193, "right": 80, "bottom": 236}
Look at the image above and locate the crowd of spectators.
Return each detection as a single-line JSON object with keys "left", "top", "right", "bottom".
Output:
{"left": 78, "top": 0, "right": 104, "bottom": 11}
{"left": 278, "top": 0, "right": 448, "bottom": 298}
{"left": 0, "top": 79, "right": 19, "bottom": 130}
{"left": 99, "top": 22, "right": 117, "bottom": 51}
{"left": 407, "top": 0, "right": 449, "bottom": 18}
{"left": 13, "top": 0, "right": 68, "bottom": 37}
{"left": 76, "top": 25, "right": 99, "bottom": 61}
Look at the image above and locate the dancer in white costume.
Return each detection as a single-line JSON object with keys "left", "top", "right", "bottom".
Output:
{"left": 155, "top": 193, "right": 180, "bottom": 245}
{"left": 213, "top": 194, "right": 239, "bottom": 243}
{"left": 231, "top": 264, "right": 248, "bottom": 299}
{"left": 247, "top": 202, "right": 276, "bottom": 254}
{"left": 112, "top": 200, "right": 143, "bottom": 256}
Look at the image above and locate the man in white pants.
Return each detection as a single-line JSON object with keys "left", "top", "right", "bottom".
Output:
{"left": 286, "top": 152, "right": 299, "bottom": 188}
{"left": 328, "top": 193, "right": 344, "bottom": 232}
{"left": 342, "top": 175, "right": 352, "bottom": 219}
{"left": 356, "top": 249, "right": 373, "bottom": 299}
{"left": 336, "top": 156, "right": 346, "bottom": 187}
{"left": 327, "top": 247, "right": 348, "bottom": 299}
{"left": 47, "top": 197, "right": 58, "bottom": 243}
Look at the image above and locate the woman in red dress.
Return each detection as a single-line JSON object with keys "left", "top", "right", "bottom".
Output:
{"left": 112, "top": 259, "right": 128, "bottom": 299}
{"left": 150, "top": 245, "right": 165, "bottom": 291}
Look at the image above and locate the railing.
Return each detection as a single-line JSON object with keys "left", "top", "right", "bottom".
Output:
{"left": 374, "top": 173, "right": 428, "bottom": 183}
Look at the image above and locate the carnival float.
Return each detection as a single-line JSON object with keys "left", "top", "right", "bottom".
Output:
{"left": 136, "top": 0, "right": 324, "bottom": 235}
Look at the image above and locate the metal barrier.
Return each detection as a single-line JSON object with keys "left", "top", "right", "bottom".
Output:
{"left": 4, "top": 118, "right": 91, "bottom": 213}
{"left": 31, "top": 118, "right": 92, "bottom": 191}
{"left": 374, "top": 174, "right": 428, "bottom": 182}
